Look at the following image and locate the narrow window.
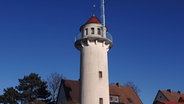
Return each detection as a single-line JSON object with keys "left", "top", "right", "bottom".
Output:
{"left": 99, "top": 71, "right": 102, "bottom": 78}
{"left": 91, "top": 28, "right": 94, "bottom": 34}
{"left": 99, "top": 98, "right": 103, "bottom": 104}
{"left": 85, "top": 28, "right": 88, "bottom": 35}
{"left": 97, "top": 28, "right": 101, "bottom": 35}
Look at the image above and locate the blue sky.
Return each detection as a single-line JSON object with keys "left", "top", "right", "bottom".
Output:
{"left": 0, "top": 0, "right": 184, "bottom": 103}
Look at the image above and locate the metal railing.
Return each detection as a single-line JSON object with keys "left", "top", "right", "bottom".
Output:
{"left": 75, "top": 32, "right": 113, "bottom": 42}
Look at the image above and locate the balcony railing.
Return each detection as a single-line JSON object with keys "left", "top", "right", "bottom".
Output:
{"left": 75, "top": 32, "right": 113, "bottom": 42}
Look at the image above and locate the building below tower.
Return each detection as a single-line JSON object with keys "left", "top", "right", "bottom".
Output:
{"left": 56, "top": 80, "right": 143, "bottom": 104}
{"left": 153, "top": 89, "right": 184, "bottom": 104}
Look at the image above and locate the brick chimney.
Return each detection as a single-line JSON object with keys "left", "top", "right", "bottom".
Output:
{"left": 178, "top": 91, "right": 182, "bottom": 94}
{"left": 116, "top": 82, "right": 120, "bottom": 87}
{"left": 167, "top": 89, "right": 172, "bottom": 93}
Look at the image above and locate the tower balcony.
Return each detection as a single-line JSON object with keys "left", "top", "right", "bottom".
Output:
{"left": 75, "top": 32, "right": 113, "bottom": 42}
{"left": 74, "top": 32, "right": 113, "bottom": 50}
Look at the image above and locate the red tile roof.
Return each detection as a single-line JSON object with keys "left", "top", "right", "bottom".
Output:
{"left": 160, "top": 90, "right": 184, "bottom": 102}
{"left": 109, "top": 84, "right": 143, "bottom": 104}
{"left": 179, "top": 97, "right": 184, "bottom": 102}
{"left": 154, "top": 90, "right": 184, "bottom": 104}
{"left": 60, "top": 80, "right": 142, "bottom": 104}
{"left": 180, "top": 97, "right": 184, "bottom": 101}
{"left": 85, "top": 15, "right": 101, "bottom": 24}
{"left": 62, "top": 80, "right": 79, "bottom": 103}
{"left": 80, "top": 15, "right": 102, "bottom": 31}
{"left": 156, "top": 100, "right": 184, "bottom": 104}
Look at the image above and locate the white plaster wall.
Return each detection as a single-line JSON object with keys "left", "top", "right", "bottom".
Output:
{"left": 80, "top": 41, "right": 110, "bottom": 104}
{"left": 82, "top": 23, "right": 107, "bottom": 37}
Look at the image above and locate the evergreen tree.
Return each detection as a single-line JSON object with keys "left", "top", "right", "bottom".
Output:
{"left": 2, "top": 87, "right": 20, "bottom": 103}
{"left": 16, "top": 73, "right": 51, "bottom": 103}
{"left": 0, "top": 95, "right": 4, "bottom": 103}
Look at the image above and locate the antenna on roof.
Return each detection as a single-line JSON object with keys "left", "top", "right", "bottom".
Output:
{"left": 101, "top": 0, "right": 105, "bottom": 26}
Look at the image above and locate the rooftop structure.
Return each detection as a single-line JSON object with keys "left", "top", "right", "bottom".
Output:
{"left": 56, "top": 80, "right": 143, "bottom": 104}
{"left": 153, "top": 89, "right": 184, "bottom": 104}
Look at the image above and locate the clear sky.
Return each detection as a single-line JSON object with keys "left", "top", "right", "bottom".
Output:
{"left": 0, "top": 0, "right": 184, "bottom": 104}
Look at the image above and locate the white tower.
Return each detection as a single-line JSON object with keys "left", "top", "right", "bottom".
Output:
{"left": 75, "top": 15, "right": 112, "bottom": 104}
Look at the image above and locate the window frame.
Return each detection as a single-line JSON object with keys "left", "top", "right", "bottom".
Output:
{"left": 97, "top": 28, "right": 101, "bottom": 35}
{"left": 99, "top": 71, "right": 103, "bottom": 78}
{"left": 85, "top": 28, "right": 88, "bottom": 35}
{"left": 110, "top": 96, "right": 119, "bottom": 103}
{"left": 99, "top": 98, "right": 103, "bottom": 104}
{"left": 91, "top": 28, "right": 95, "bottom": 34}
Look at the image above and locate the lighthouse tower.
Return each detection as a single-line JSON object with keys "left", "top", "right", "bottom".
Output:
{"left": 75, "top": 15, "right": 112, "bottom": 104}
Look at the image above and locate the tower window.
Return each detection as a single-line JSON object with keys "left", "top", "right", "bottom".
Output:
{"left": 99, "top": 71, "right": 102, "bottom": 78}
{"left": 97, "top": 28, "right": 101, "bottom": 35}
{"left": 85, "top": 28, "right": 88, "bottom": 35}
{"left": 99, "top": 98, "right": 103, "bottom": 104}
{"left": 91, "top": 28, "right": 94, "bottom": 34}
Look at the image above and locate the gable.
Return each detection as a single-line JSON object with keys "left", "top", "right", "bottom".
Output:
{"left": 56, "top": 81, "right": 67, "bottom": 104}
{"left": 154, "top": 90, "right": 184, "bottom": 104}
{"left": 179, "top": 97, "right": 184, "bottom": 102}
{"left": 154, "top": 91, "right": 169, "bottom": 103}
{"left": 160, "top": 90, "right": 184, "bottom": 102}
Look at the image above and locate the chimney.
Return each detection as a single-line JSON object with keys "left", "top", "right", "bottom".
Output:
{"left": 167, "top": 89, "right": 172, "bottom": 93}
{"left": 116, "top": 82, "right": 120, "bottom": 87}
{"left": 178, "top": 91, "right": 182, "bottom": 94}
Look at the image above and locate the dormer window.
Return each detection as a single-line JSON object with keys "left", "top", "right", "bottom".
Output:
{"left": 85, "top": 28, "right": 88, "bottom": 35}
{"left": 110, "top": 96, "right": 119, "bottom": 103}
{"left": 97, "top": 28, "right": 101, "bottom": 35}
{"left": 91, "top": 28, "right": 94, "bottom": 34}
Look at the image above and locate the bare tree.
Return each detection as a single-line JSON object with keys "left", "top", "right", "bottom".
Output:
{"left": 47, "top": 72, "right": 65, "bottom": 102}
{"left": 125, "top": 81, "right": 141, "bottom": 96}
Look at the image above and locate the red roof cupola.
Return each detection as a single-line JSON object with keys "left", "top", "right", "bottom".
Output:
{"left": 80, "top": 15, "right": 102, "bottom": 31}
{"left": 85, "top": 15, "right": 101, "bottom": 24}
